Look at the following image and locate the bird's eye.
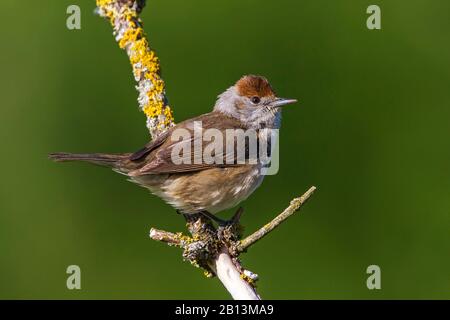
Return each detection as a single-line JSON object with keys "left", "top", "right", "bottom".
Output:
{"left": 251, "top": 96, "right": 261, "bottom": 104}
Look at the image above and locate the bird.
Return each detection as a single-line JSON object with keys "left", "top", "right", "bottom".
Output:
{"left": 49, "top": 75, "right": 297, "bottom": 224}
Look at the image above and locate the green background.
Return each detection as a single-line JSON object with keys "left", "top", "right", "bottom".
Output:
{"left": 0, "top": 0, "right": 449, "bottom": 299}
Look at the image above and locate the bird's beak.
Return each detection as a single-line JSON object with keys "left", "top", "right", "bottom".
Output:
{"left": 272, "top": 98, "right": 298, "bottom": 108}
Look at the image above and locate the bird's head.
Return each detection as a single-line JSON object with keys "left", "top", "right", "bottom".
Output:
{"left": 214, "top": 75, "right": 297, "bottom": 129}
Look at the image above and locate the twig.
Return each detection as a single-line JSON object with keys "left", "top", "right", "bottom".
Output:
{"left": 238, "top": 186, "right": 317, "bottom": 252}
{"left": 149, "top": 228, "right": 182, "bottom": 246}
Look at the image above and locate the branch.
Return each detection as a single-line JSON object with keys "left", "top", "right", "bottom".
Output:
{"left": 96, "top": 0, "right": 174, "bottom": 138}
{"left": 149, "top": 187, "right": 316, "bottom": 300}
{"left": 150, "top": 214, "right": 261, "bottom": 300}
{"left": 208, "top": 248, "right": 260, "bottom": 300}
{"left": 238, "top": 186, "right": 316, "bottom": 252}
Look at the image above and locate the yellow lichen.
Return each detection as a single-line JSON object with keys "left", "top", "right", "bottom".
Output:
{"left": 174, "top": 232, "right": 194, "bottom": 245}
{"left": 96, "top": 0, "right": 114, "bottom": 7}
{"left": 240, "top": 273, "right": 256, "bottom": 286}
{"left": 119, "top": 28, "right": 144, "bottom": 49}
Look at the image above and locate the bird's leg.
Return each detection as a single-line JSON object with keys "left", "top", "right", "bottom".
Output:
{"left": 199, "top": 210, "right": 228, "bottom": 226}
{"left": 199, "top": 208, "right": 244, "bottom": 227}
{"left": 230, "top": 207, "right": 244, "bottom": 225}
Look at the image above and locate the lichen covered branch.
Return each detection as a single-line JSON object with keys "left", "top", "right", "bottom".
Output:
{"left": 150, "top": 213, "right": 261, "bottom": 299}
{"left": 149, "top": 187, "right": 316, "bottom": 300}
{"left": 96, "top": 0, "right": 174, "bottom": 138}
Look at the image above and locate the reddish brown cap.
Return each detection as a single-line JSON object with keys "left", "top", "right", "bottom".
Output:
{"left": 235, "top": 75, "right": 276, "bottom": 98}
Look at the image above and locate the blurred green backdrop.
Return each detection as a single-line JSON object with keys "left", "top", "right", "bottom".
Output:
{"left": 0, "top": 0, "right": 449, "bottom": 299}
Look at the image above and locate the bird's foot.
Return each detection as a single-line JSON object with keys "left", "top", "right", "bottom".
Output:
{"left": 199, "top": 207, "right": 243, "bottom": 227}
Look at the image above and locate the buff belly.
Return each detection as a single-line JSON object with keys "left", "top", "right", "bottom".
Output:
{"left": 130, "top": 165, "right": 264, "bottom": 214}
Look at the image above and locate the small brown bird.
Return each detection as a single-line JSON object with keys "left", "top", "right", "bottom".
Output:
{"left": 49, "top": 75, "right": 297, "bottom": 223}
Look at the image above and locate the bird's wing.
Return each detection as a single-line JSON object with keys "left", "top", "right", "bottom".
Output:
{"left": 129, "top": 128, "right": 172, "bottom": 161}
{"left": 127, "top": 112, "right": 257, "bottom": 176}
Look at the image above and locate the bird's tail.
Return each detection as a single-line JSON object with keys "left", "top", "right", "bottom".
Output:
{"left": 49, "top": 152, "right": 128, "bottom": 168}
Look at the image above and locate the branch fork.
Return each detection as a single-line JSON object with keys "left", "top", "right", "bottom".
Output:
{"left": 150, "top": 186, "right": 316, "bottom": 299}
